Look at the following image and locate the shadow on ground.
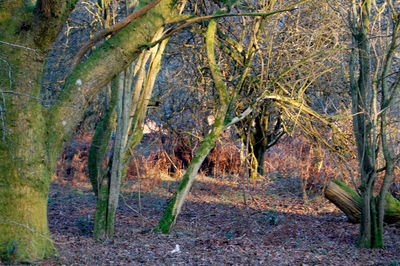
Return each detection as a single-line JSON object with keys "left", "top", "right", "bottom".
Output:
{"left": 43, "top": 177, "right": 400, "bottom": 265}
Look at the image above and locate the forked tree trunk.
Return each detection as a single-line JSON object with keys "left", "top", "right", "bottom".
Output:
{"left": 247, "top": 107, "right": 283, "bottom": 179}
{"left": 0, "top": 1, "right": 75, "bottom": 260}
{"left": 90, "top": 28, "right": 168, "bottom": 239}
{"left": 0, "top": 0, "right": 174, "bottom": 260}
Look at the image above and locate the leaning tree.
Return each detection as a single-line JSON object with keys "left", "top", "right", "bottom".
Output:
{"left": 155, "top": 0, "right": 348, "bottom": 233}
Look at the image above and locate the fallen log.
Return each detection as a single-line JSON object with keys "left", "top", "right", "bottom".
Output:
{"left": 324, "top": 179, "right": 400, "bottom": 225}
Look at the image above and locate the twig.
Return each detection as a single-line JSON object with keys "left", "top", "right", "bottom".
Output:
{"left": 0, "top": 56, "right": 11, "bottom": 142}
{"left": 120, "top": 193, "right": 156, "bottom": 227}
{"left": 224, "top": 106, "right": 253, "bottom": 129}
{"left": 163, "top": 150, "right": 180, "bottom": 174}
{"left": 0, "top": 90, "right": 43, "bottom": 101}
{"left": 0, "top": 41, "right": 39, "bottom": 54}
{"left": 0, "top": 218, "right": 73, "bottom": 245}
{"left": 71, "top": 0, "right": 161, "bottom": 70}
{"left": 146, "top": 8, "right": 297, "bottom": 49}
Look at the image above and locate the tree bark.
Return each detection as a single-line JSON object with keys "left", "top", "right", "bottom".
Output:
{"left": 324, "top": 180, "right": 400, "bottom": 225}
{"left": 0, "top": 0, "right": 174, "bottom": 260}
{"left": 89, "top": 27, "right": 168, "bottom": 239}
{"left": 156, "top": 111, "right": 227, "bottom": 233}
{"left": 156, "top": 19, "right": 230, "bottom": 233}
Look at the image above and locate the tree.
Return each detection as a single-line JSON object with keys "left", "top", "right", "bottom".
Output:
{"left": 89, "top": 26, "right": 168, "bottom": 239}
{"left": 345, "top": 0, "right": 400, "bottom": 247}
{"left": 0, "top": 0, "right": 175, "bottom": 260}
{"left": 156, "top": 0, "right": 344, "bottom": 233}
{"left": 232, "top": 0, "right": 345, "bottom": 179}
{"left": 325, "top": 179, "right": 400, "bottom": 225}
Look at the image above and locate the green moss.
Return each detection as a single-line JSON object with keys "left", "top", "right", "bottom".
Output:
{"left": 333, "top": 179, "right": 362, "bottom": 202}
{"left": 22, "top": 0, "right": 35, "bottom": 12}
{"left": 155, "top": 196, "right": 177, "bottom": 234}
{"left": 0, "top": 181, "right": 56, "bottom": 261}
{"left": 94, "top": 184, "right": 109, "bottom": 239}
{"left": 370, "top": 198, "right": 383, "bottom": 248}
{"left": 89, "top": 87, "right": 117, "bottom": 197}
{"left": 0, "top": 240, "right": 20, "bottom": 262}
{"left": 383, "top": 193, "right": 400, "bottom": 222}
{"left": 156, "top": 112, "right": 226, "bottom": 234}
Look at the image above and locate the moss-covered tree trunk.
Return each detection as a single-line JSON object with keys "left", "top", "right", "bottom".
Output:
{"left": 324, "top": 180, "right": 400, "bottom": 225}
{"left": 0, "top": 0, "right": 77, "bottom": 260}
{"left": 90, "top": 80, "right": 117, "bottom": 239}
{"left": 90, "top": 27, "right": 168, "bottom": 239}
{"left": 248, "top": 108, "right": 283, "bottom": 179}
{"left": 0, "top": 115, "right": 56, "bottom": 260}
{"left": 157, "top": 109, "right": 228, "bottom": 233}
{"left": 0, "top": 0, "right": 174, "bottom": 260}
{"left": 347, "top": 0, "right": 400, "bottom": 248}
{"left": 157, "top": 19, "right": 230, "bottom": 233}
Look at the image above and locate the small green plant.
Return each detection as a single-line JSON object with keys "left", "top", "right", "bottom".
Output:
{"left": 76, "top": 215, "right": 93, "bottom": 236}
{"left": 386, "top": 259, "right": 399, "bottom": 266}
{"left": 1, "top": 240, "right": 20, "bottom": 263}
{"left": 257, "top": 210, "right": 285, "bottom": 228}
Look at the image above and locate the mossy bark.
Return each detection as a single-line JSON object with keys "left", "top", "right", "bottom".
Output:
{"left": 324, "top": 180, "right": 400, "bottom": 225}
{"left": 93, "top": 178, "right": 111, "bottom": 239}
{"left": 0, "top": 1, "right": 66, "bottom": 260}
{"left": 156, "top": 113, "right": 227, "bottom": 233}
{"left": 89, "top": 27, "right": 168, "bottom": 239}
{"left": 0, "top": 72, "right": 55, "bottom": 261}
{"left": 88, "top": 84, "right": 117, "bottom": 198}
{"left": 0, "top": 180, "right": 55, "bottom": 261}
{"left": 89, "top": 81, "right": 117, "bottom": 239}
{"left": 0, "top": 0, "right": 175, "bottom": 260}
{"left": 156, "top": 19, "right": 230, "bottom": 233}
{"left": 0, "top": 136, "right": 55, "bottom": 261}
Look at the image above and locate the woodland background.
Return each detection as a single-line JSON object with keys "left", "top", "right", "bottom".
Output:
{"left": 1, "top": 0, "right": 400, "bottom": 264}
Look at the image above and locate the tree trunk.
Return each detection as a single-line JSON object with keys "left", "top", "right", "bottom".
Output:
{"left": 247, "top": 106, "right": 283, "bottom": 179}
{"left": 0, "top": 2, "right": 61, "bottom": 257}
{"left": 93, "top": 177, "right": 111, "bottom": 239}
{"left": 0, "top": 163, "right": 55, "bottom": 261}
{"left": 0, "top": 0, "right": 174, "bottom": 260}
{"left": 324, "top": 180, "right": 400, "bottom": 225}
{"left": 89, "top": 27, "right": 168, "bottom": 239}
{"left": 156, "top": 113, "right": 227, "bottom": 233}
{"left": 249, "top": 135, "right": 267, "bottom": 179}
{"left": 0, "top": 79, "right": 57, "bottom": 260}
{"left": 156, "top": 19, "right": 230, "bottom": 233}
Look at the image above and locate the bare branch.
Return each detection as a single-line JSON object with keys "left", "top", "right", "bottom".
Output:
{"left": 0, "top": 40, "right": 40, "bottom": 54}
{"left": 71, "top": 0, "right": 162, "bottom": 70}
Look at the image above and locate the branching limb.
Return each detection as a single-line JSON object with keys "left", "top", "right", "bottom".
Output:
{"left": 71, "top": 0, "right": 162, "bottom": 70}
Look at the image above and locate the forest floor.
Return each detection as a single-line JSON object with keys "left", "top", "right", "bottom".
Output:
{"left": 41, "top": 172, "right": 400, "bottom": 265}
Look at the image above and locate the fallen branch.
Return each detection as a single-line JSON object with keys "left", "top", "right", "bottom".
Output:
{"left": 324, "top": 179, "right": 400, "bottom": 225}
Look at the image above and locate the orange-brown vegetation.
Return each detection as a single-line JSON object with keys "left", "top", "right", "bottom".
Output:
{"left": 47, "top": 130, "right": 400, "bottom": 264}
